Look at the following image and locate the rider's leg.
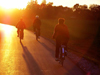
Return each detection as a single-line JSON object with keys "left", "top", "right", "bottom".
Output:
{"left": 38, "top": 29, "right": 40, "bottom": 36}
{"left": 33, "top": 26, "right": 36, "bottom": 34}
{"left": 36, "top": 28, "right": 40, "bottom": 39}
{"left": 64, "top": 40, "right": 68, "bottom": 56}
{"left": 55, "top": 38, "right": 61, "bottom": 60}
{"left": 21, "top": 29, "right": 24, "bottom": 39}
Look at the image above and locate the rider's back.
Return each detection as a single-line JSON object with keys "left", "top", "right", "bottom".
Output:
{"left": 33, "top": 18, "right": 41, "bottom": 29}
{"left": 16, "top": 20, "right": 26, "bottom": 29}
{"left": 53, "top": 24, "right": 69, "bottom": 40}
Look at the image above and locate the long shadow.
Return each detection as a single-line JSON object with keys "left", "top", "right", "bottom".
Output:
{"left": 37, "top": 41, "right": 86, "bottom": 75}
{"left": 20, "top": 42, "right": 44, "bottom": 75}
{"left": 38, "top": 41, "right": 55, "bottom": 58}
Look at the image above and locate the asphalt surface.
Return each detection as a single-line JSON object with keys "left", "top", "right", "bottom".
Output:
{"left": 0, "top": 24, "right": 85, "bottom": 75}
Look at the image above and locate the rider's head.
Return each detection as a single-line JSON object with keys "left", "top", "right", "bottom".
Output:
{"left": 35, "top": 15, "right": 39, "bottom": 18}
{"left": 58, "top": 18, "right": 65, "bottom": 24}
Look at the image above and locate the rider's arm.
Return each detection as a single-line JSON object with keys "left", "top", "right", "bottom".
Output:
{"left": 52, "top": 25, "right": 58, "bottom": 39}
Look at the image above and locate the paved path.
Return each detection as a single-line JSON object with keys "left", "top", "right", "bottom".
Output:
{"left": 0, "top": 24, "right": 85, "bottom": 75}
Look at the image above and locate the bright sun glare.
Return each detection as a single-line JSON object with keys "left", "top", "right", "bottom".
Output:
{"left": 0, "top": 24, "right": 13, "bottom": 34}
{"left": 0, "top": 0, "right": 30, "bottom": 9}
{"left": 0, "top": 0, "right": 43, "bottom": 9}
{"left": 0, "top": 0, "right": 100, "bottom": 9}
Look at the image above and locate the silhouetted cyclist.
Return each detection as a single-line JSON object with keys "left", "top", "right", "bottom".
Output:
{"left": 16, "top": 18, "right": 26, "bottom": 38}
{"left": 33, "top": 15, "right": 41, "bottom": 38}
{"left": 52, "top": 18, "right": 69, "bottom": 61}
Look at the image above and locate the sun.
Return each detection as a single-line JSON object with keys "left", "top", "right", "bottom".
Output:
{"left": 0, "top": 0, "right": 30, "bottom": 9}
{"left": 0, "top": 0, "right": 45, "bottom": 9}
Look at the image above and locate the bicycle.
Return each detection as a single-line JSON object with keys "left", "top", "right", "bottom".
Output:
{"left": 35, "top": 29, "right": 39, "bottom": 40}
{"left": 58, "top": 42, "right": 67, "bottom": 66}
{"left": 19, "top": 29, "right": 24, "bottom": 42}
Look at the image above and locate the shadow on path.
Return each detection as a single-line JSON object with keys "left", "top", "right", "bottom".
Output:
{"left": 37, "top": 41, "right": 85, "bottom": 75}
{"left": 38, "top": 41, "right": 55, "bottom": 58}
{"left": 20, "top": 41, "right": 44, "bottom": 75}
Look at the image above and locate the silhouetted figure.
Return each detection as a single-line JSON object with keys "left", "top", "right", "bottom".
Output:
{"left": 33, "top": 15, "right": 41, "bottom": 38}
{"left": 52, "top": 18, "right": 69, "bottom": 61}
{"left": 16, "top": 18, "right": 26, "bottom": 38}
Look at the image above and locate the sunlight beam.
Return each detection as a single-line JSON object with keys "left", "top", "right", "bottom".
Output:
{"left": 0, "top": 0, "right": 30, "bottom": 9}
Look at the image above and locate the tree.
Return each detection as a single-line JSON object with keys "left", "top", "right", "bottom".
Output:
{"left": 79, "top": 4, "right": 88, "bottom": 9}
{"left": 73, "top": 3, "right": 79, "bottom": 11}
{"left": 42, "top": 0, "right": 46, "bottom": 4}
{"left": 47, "top": 2, "right": 53, "bottom": 6}
{"left": 89, "top": 4, "right": 100, "bottom": 20}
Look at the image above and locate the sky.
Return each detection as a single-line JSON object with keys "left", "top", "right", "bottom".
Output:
{"left": 0, "top": 0, "right": 100, "bottom": 9}
{"left": 47, "top": 0, "right": 100, "bottom": 7}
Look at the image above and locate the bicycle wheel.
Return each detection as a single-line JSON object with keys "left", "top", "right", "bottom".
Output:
{"left": 19, "top": 30, "right": 23, "bottom": 41}
{"left": 61, "top": 59, "right": 64, "bottom": 66}
{"left": 59, "top": 59, "right": 64, "bottom": 66}
{"left": 19, "top": 31, "right": 21, "bottom": 41}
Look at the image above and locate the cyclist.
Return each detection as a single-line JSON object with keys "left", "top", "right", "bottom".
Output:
{"left": 52, "top": 18, "right": 69, "bottom": 61}
{"left": 33, "top": 15, "right": 41, "bottom": 38}
{"left": 16, "top": 18, "right": 26, "bottom": 38}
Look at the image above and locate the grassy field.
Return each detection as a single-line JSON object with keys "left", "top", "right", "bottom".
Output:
{"left": 27, "top": 19, "right": 99, "bottom": 40}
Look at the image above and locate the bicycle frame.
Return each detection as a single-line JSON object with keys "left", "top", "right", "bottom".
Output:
{"left": 35, "top": 29, "right": 39, "bottom": 40}
{"left": 19, "top": 29, "right": 23, "bottom": 41}
{"left": 59, "top": 44, "right": 66, "bottom": 66}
